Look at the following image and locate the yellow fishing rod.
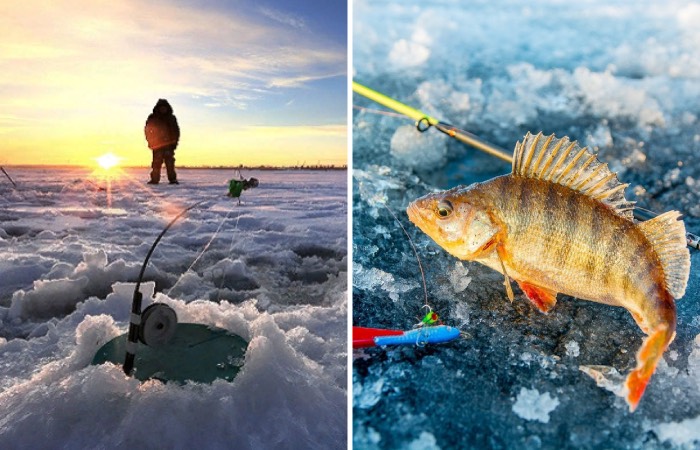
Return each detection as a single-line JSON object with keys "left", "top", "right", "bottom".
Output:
{"left": 352, "top": 80, "right": 700, "bottom": 250}
{"left": 353, "top": 81, "right": 512, "bottom": 163}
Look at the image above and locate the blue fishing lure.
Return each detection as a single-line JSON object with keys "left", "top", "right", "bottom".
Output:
{"left": 374, "top": 325, "right": 461, "bottom": 347}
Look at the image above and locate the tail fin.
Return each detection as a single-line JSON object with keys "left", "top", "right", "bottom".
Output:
{"left": 624, "top": 325, "right": 673, "bottom": 412}
{"left": 637, "top": 210, "right": 690, "bottom": 299}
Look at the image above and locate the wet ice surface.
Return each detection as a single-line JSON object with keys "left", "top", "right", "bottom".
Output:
{"left": 353, "top": 0, "right": 700, "bottom": 448}
{"left": 0, "top": 167, "right": 347, "bottom": 449}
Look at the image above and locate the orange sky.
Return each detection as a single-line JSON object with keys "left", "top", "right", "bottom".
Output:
{"left": 1, "top": 1, "right": 347, "bottom": 168}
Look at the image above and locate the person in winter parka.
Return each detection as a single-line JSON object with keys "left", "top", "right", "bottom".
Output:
{"left": 145, "top": 99, "right": 180, "bottom": 184}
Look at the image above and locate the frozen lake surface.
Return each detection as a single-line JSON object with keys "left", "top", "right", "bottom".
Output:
{"left": 353, "top": 0, "right": 700, "bottom": 448}
{"left": 0, "top": 167, "right": 347, "bottom": 449}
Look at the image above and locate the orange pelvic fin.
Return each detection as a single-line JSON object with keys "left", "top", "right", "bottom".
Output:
{"left": 517, "top": 281, "right": 558, "bottom": 313}
{"left": 624, "top": 325, "right": 671, "bottom": 412}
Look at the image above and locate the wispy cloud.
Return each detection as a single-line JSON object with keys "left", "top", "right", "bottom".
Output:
{"left": 0, "top": 0, "right": 346, "bottom": 116}
{"left": 268, "top": 70, "right": 347, "bottom": 88}
{"left": 248, "top": 124, "right": 347, "bottom": 137}
{"left": 259, "top": 7, "right": 307, "bottom": 29}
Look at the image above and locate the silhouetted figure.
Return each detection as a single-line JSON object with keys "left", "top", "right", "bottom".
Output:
{"left": 144, "top": 99, "right": 180, "bottom": 184}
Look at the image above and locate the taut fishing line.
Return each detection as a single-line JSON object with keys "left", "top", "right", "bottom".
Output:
{"left": 381, "top": 203, "right": 431, "bottom": 312}
{"left": 357, "top": 179, "right": 433, "bottom": 315}
{"left": 216, "top": 209, "right": 244, "bottom": 302}
{"left": 353, "top": 105, "right": 410, "bottom": 119}
{"left": 166, "top": 205, "right": 234, "bottom": 296}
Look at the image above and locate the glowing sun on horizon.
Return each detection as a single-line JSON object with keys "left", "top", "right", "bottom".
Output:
{"left": 96, "top": 153, "right": 120, "bottom": 170}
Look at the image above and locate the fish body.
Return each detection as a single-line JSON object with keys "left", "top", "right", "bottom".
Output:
{"left": 407, "top": 132, "right": 690, "bottom": 411}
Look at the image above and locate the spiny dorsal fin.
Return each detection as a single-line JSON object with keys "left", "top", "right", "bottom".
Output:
{"left": 512, "top": 132, "right": 635, "bottom": 220}
{"left": 637, "top": 210, "right": 690, "bottom": 299}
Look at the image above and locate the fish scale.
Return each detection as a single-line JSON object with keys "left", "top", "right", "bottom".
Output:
{"left": 486, "top": 176, "right": 659, "bottom": 311}
{"left": 408, "top": 132, "right": 690, "bottom": 411}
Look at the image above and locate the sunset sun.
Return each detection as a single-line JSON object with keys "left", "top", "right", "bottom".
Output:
{"left": 96, "top": 153, "right": 120, "bottom": 170}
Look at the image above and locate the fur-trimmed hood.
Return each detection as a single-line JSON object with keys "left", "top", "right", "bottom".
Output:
{"left": 153, "top": 99, "right": 173, "bottom": 115}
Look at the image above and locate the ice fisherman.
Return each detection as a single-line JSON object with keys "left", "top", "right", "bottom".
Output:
{"left": 144, "top": 99, "right": 180, "bottom": 185}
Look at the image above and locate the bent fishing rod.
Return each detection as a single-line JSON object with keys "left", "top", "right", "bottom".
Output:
{"left": 1, "top": 166, "right": 17, "bottom": 188}
{"left": 122, "top": 174, "right": 257, "bottom": 375}
{"left": 123, "top": 201, "right": 204, "bottom": 375}
{"left": 353, "top": 81, "right": 700, "bottom": 250}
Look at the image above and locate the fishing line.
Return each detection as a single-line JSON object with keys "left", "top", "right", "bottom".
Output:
{"left": 166, "top": 205, "right": 234, "bottom": 297}
{"left": 381, "top": 203, "right": 430, "bottom": 311}
{"left": 216, "top": 209, "right": 244, "bottom": 302}
{"left": 123, "top": 184, "right": 253, "bottom": 375}
{"left": 353, "top": 105, "right": 410, "bottom": 120}
{"left": 357, "top": 178, "right": 435, "bottom": 316}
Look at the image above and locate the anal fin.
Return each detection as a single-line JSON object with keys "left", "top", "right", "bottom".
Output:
{"left": 517, "top": 281, "right": 558, "bottom": 313}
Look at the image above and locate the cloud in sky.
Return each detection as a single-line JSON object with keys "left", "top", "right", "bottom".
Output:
{"left": 2, "top": 0, "right": 345, "bottom": 112}
{"left": 259, "top": 6, "right": 307, "bottom": 29}
{"left": 1, "top": 0, "right": 347, "bottom": 167}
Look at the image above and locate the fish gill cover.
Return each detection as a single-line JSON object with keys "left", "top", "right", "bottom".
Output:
{"left": 353, "top": 0, "right": 700, "bottom": 448}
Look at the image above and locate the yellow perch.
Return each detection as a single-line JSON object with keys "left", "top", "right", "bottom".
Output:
{"left": 407, "top": 132, "right": 691, "bottom": 411}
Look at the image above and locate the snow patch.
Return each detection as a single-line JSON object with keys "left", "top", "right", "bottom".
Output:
{"left": 512, "top": 388, "right": 559, "bottom": 424}
{"left": 565, "top": 340, "right": 580, "bottom": 358}
{"left": 448, "top": 261, "right": 471, "bottom": 293}
{"left": 390, "top": 125, "right": 448, "bottom": 170}
{"left": 353, "top": 263, "right": 416, "bottom": 302}
{"left": 389, "top": 39, "right": 430, "bottom": 68}
{"left": 406, "top": 431, "right": 441, "bottom": 450}
{"left": 654, "top": 415, "right": 700, "bottom": 446}
{"left": 354, "top": 377, "right": 384, "bottom": 409}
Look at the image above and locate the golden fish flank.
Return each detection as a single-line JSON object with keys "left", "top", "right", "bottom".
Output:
{"left": 407, "top": 132, "right": 691, "bottom": 412}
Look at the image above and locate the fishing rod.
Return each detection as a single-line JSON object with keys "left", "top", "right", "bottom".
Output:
{"left": 123, "top": 174, "right": 256, "bottom": 375}
{"left": 353, "top": 82, "right": 512, "bottom": 163}
{"left": 353, "top": 81, "right": 700, "bottom": 250}
{"left": 123, "top": 201, "right": 204, "bottom": 375}
{"left": 1, "top": 166, "right": 17, "bottom": 188}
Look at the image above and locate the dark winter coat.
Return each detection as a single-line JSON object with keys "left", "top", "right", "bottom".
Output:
{"left": 144, "top": 99, "right": 180, "bottom": 151}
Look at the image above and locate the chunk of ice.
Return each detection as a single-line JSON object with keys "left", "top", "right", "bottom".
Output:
{"left": 448, "top": 261, "right": 471, "bottom": 293}
{"left": 389, "top": 39, "right": 430, "bottom": 68}
{"left": 354, "top": 377, "right": 384, "bottom": 409}
{"left": 512, "top": 388, "right": 559, "bottom": 423}
{"left": 565, "top": 340, "right": 580, "bottom": 358}
{"left": 406, "top": 431, "right": 441, "bottom": 450}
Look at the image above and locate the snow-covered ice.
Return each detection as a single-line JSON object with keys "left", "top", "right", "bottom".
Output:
{"left": 0, "top": 167, "right": 347, "bottom": 449}
{"left": 512, "top": 388, "right": 560, "bottom": 424}
{"left": 353, "top": 0, "right": 700, "bottom": 448}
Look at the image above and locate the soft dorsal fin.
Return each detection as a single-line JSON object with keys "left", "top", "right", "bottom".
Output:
{"left": 512, "top": 132, "right": 635, "bottom": 220}
{"left": 637, "top": 210, "right": 690, "bottom": 299}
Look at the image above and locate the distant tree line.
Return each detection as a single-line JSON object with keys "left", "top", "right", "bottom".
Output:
{"left": 177, "top": 164, "right": 347, "bottom": 171}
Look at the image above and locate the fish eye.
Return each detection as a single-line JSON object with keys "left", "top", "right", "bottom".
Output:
{"left": 437, "top": 200, "right": 453, "bottom": 218}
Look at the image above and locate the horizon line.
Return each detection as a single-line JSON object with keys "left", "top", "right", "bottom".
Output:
{"left": 0, "top": 164, "right": 348, "bottom": 171}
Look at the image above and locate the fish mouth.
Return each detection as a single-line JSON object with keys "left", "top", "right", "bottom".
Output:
{"left": 406, "top": 201, "right": 422, "bottom": 225}
{"left": 406, "top": 200, "right": 433, "bottom": 237}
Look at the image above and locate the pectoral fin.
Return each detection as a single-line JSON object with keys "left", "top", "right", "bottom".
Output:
{"left": 496, "top": 250, "right": 515, "bottom": 302}
{"left": 517, "top": 281, "right": 558, "bottom": 313}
